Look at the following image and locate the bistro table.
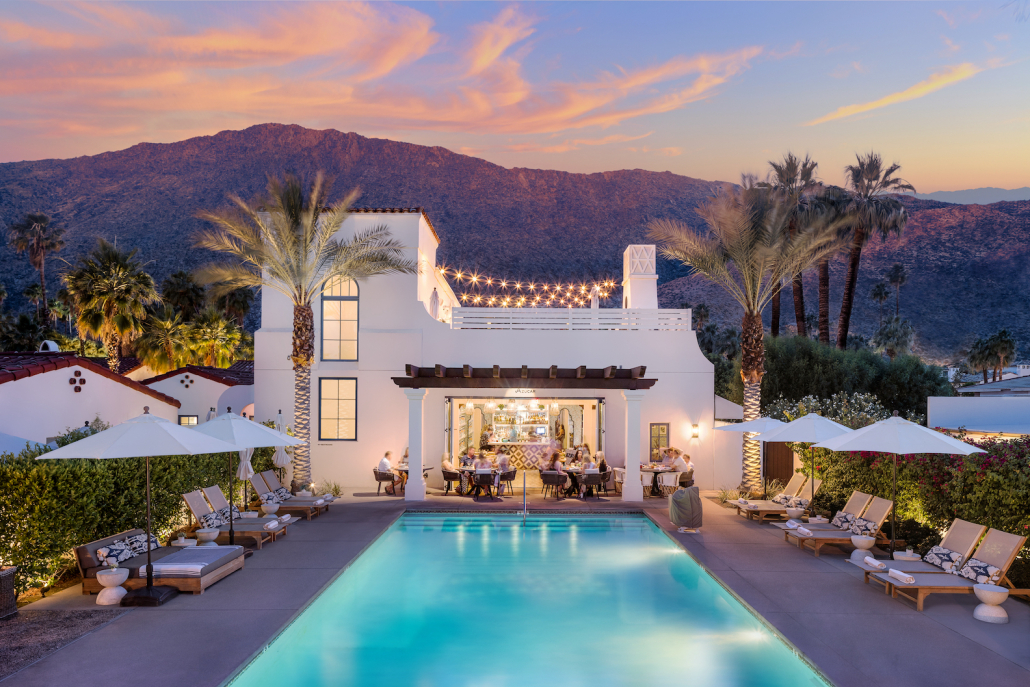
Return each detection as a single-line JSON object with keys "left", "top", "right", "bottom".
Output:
{"left": 396, "top": 465, "right": 433, "bottom": 491}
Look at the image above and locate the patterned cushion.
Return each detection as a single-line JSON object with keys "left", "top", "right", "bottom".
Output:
{"left": 199, "top": 511, "right": 224, "bottom": 528}
{"left": 125, "top": 532, "right": 160, "bottom": 556}
{"left": 217, "top": 505, "right": 242, "bottom": 522}
{"left": 258, "top": 491, "right": 280, "bottom": 505}
{"left": 955, "top": 557, "right": 1002, "bottom": 584}
{"left": 96, "top": 539, "right": 134, "bottom": 565}
{"left": 771, "top": 494, "right": 791, "bottom": 505}
{"left": 788, "top": 497, "right": 810, "bottom": 509}
{"left": 273, "top": 486, "right": 292, "bottom": 501}
{"left": 923, "top": 545, "right": 963, "bottom": 572}
{"left": 831, "top": 511, "right": 855, "bottom": 530}
{"left": 849, "top": 516, "right": 879, "bottom": 537}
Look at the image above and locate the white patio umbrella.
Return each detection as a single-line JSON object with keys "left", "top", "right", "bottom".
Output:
{"left": 38, "top": 408, "right": 240, "bottom": 606}
{"left": 714, "top": 417, "right": 786, "bottom": 484}
{"left": 429, "top": 288, "right": 441, "bottom": 319}
{"left": 0, "top": 430, "right": 42, "bottom": 455}
{"left": 814, "top": 413, "right": 986, "bottom": 555}
{"left": 753, "top": 414, "right": 853, "bottom": 504}
{"left": 192, "top": 411, "right": 303, "bottom": 545}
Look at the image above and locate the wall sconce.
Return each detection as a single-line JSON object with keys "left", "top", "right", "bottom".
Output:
{"left": 691, "top": 424, "right": 700, "bottom": 439}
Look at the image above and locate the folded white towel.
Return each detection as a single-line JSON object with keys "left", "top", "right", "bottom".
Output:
{"left": 314, "top": 499, "right": 325, "bottom": 506}
{"left": 278, "top": 514, "right": 291, "bottom": 523}
{"left": 888, "top": 568, "right": 915, "bottom": 584}
{"left": 785, "top": 519, "right": 801, "bottom": 529}
{"left": 263, "top": 520, "right": 282, "bottom": 531}
{"left": 796, "top": 526, "right": 813, "bottom": 536}
{"left": 737, "top": 498, "right": 748, "bottom": 504}
{"left": 864, "top": 556, "right": 886, "bottom": 570}
{"left": 320, "top": 494, "right": 335, "bottom": 501}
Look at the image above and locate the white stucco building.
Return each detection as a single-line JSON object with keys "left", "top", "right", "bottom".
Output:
{"left": 253, "top": 208, "right": 742, "bottom": 501}
{"left": 142, "top": 361, "right": 255, "bottom": 425}
{"left": 0, "top": 353, "right": 180, "bottom": 444}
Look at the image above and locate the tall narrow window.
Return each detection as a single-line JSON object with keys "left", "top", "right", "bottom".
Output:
{"left": 649, "top": 423, "right": 669, "bottom": 460}
{"left": 322, "top": 277, "right": 358, "bottom": 361}
{"left": 319, "top": 378, "right": 357, "bottom": 441}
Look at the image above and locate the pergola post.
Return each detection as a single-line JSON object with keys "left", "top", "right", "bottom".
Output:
{"left": 403, "top": 388, "right": 427, "bottom": 501}
{"left": 621, "top": 389, "right": 645, "bottom": 501}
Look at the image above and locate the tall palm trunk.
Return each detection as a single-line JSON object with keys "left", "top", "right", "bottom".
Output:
{"left": 895, "top": 287, "right": 900, "bottom": 317}
{"left": 291, "top": 304, "right": 315, "bottom": 489}
{"left": 818, "top": 259, "right": 831, "bottom": 345}
{"left": 38, "top": 259, "right": 50, "bottom": 326}
{"left": 740, "top": 311, "right": 765, "bottom": 492}
{"left": 770, "top": 286, "right": 781, "bottom": 337}
{"left": 836, "top": 225, "right": 867, "bottom": 349}
{"left": 791, "top": 274, "right": 807, "bottom": 337}
{"left": 105, "top": 334, "right": 120, "bottom": 373}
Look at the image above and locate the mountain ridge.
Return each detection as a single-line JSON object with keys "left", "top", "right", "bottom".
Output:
{"left": 1, "top": 123, "right": 1028, "bottom": 361}
{"left": 915, "top": 187, "right": 1030, "bottom": 205}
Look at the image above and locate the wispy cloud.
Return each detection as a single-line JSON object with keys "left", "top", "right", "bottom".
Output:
{"left": 830, "top": 61, "right": 865, "bottom": 79}
{"left": 941, "top": 36, "right": 961, "bottom": 53}
{"left": 465, "top": 5, "right": 536, "bottom": 77}
{"left": 505, "top": 132, "right": 653, "bottom": 153}
{"left": 806, "top": 63, "right": 984, "bottom": 126}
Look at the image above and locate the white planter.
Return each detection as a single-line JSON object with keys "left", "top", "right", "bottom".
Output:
{"left": 195, "top": 528, "right": 220, "bottom": 546}
{"left": 260, "top": 503, "right": 280, "bottom": 516}
{"left": 785, "top": 507, "right": 805, "bottom": 519}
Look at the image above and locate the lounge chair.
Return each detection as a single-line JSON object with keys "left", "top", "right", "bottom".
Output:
{"left": 870, "top": 529, "right": 1028, "bottom": 611}
{"left": 201, "top": 486, "right": 287, "bottom": 526}
{"left": 76, "top": 528, "right": 245, "bottom": 595}
{"left": 259, "top": 470, "right": 335, "bottom": 510}
{"left": 784, "top": 496, "right": 893, "bottom": 556}
{"left": 773, "top": 490, "right": 873, "bottom": 532}
{"left": 249, "top": 474, "right": 319, "bottom": 520}
{"left": 739, "top": 479, "right": 823, "bottom": 524}
{"left": 183, "top": 490, "right": 287, "bottom": 550}
{"left": 849, "top": 518, "right": 987, "bottom": 588}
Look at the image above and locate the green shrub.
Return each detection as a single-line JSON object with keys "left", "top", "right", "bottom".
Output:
{"left": 0, "top": 421, "right": 280, "bottom": 596}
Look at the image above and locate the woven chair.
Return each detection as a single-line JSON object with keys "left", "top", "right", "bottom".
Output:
{"left": 599, "top": 469, "right": 613, "bottom": 496}
{"left": 581, "top": 472, "right": 604, "bottom": 500}
{"left": 613, "top": 468, "right": 625, "bottom": 494}
{"left": 441, "top": 469, "right": 462, "bottom": 495}
{"left": 472, "top": 472, "right": 495, "bottom": 501}
{"left": 540, "top": 471, "right": 567, "bottom": 499}
{"left": 373, "top": 469, "right": 400, "bottom": 495}
{"left": 499, "top": 469, "right": 517, "bottom": 496}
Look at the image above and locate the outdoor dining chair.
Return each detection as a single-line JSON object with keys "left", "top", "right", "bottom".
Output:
{"left": 499, "top": 469, "right": 517, "bottom": 496}
{"left": 613, "top": 468, "right": 624, "bottom": 494}
{"left": 373, "top": 469, "right": 401, "bottom": 496}
{"left": 581, "top": 471, "right": 604, "bottom": 499}
{"left": 442, "top": 468, "right": 462, "bottom": 495}
{"left": 472, "top": 471, "right": 495, "bottom": 501}
{"left": 658, "top": 471, "right": 682, "bottom": 496}
{"left": 540, "top": 471, "right": 567, "bottom": 499}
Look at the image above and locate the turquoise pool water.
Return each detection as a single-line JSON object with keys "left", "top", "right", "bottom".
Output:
{"left": 230, "top": 514, "right": 829, "bottom": 687}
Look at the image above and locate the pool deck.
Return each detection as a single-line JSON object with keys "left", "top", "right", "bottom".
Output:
{"left": 4, "top": 491, "right": 1028, "bottom": 687}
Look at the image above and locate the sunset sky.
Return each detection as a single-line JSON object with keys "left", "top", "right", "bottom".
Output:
{"left": 1, "top": 1, "right": 1027, "bottom": 192}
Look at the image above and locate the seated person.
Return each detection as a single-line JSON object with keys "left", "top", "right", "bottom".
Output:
{"left": 495, "top": 453, "right": 511, "bottom": 496}
{"left": 441, "top": 456, "right": 455, "bottom": 472}
{"left": 460, "top": 447, "right": 477, "bottom": 467}
{"left": 474, "top": 454, "right": 494, "bottom": 470}
{"left": 669, "top": 449, "right": 695, "bottom": 486}
{"left": 377, "top": 451, "right": 402, "bottom": 495}
{"left": 579, "top": 456, "right": 598, "bottom": 498}
{"left": 595, "top": 451, "right": 609, "bottom": 474}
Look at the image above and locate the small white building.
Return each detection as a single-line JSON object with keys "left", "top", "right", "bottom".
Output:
{"left": 0, "top": 353, "right": 180, "bottom": 444}
{"left": 254, "top": 208, "right": 741, "bottom": 501}
{"left": 142, "top": 361, "right": 254, "bottom": 426}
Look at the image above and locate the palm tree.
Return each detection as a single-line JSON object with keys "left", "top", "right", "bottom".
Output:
{"left": 870, "top": 316, "right": 913, "bottom": 361}
{"left": 758, "top": 153, "right": 821, "bottom": 338}
{"left": 870, "top": 281, "right": 891, "bottom": 328}
{"left": 135, "top": 306, "right": 189, "bottom": 373}
{"left": 215, "top": 287, "right": 256, "bottom": 327}
{"left": 195, "top": 172, "right": 418, "bottom": 486}
{"left": 649, "top": 180, "right": 843, "bottom": 491}
{"left": 835, "top": 153, "right": 914, "bottom": 349}
{"left": 48, "top": 298, "right": 71, "bottom": 332}
{"left": 968, "top": 337, "right": 994, "bottom": 385}
{"left": 23, "top": 284, "right": 43, "bottom": 320}
{"left": 64, "top": 239, "right": 160, "bottom": 372}
{"left": 160, "top": 271, "right": 206, "bottom": 321}
{"left": 186, "top": 309, "right": 242, "bottom": 367}
{"left": 987, "top": 330, "right": 1016, "bottom": 382}
{"left": 691, "top": 302, "right": 710, "bottom": 330}
{"left": 8, "top": 213, "right": 65, "bottom": 325}
{"left": 886, "top": 263, "right": 908, "bottom": 317}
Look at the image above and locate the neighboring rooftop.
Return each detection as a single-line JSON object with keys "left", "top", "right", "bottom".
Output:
{"left": 84, "top": 357, "right": 144, "bottom": 375}
{"left": 0, "top": 352, "right": 181, "bottom": 407}
{"left": 142, "top": 360, "right": 254, "bottom": 387}
{"left": 960, "top": 375, "right": 1030, "bottom": 395}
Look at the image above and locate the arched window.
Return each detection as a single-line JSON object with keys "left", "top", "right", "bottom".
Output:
{"left": 321, "top": 277, "right": 358, "bottom": 361}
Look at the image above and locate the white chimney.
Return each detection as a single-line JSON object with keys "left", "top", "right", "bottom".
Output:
{"left": 1018, "top": 364, "right": 1030, "bottom": 377}
{"left": 622, "top": 245, "right": 658, "bottom": 309}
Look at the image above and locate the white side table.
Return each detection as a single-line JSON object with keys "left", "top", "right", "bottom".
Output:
{"left": 893, "top": 551, "right": 921, "bottom": 562}
{"left": 95, "top": 568, "right": 129, "bottom": 605}
{"left": 849, "top": 535, "right": 876, "bottom": 562}
{"left": 171, "top": 538, "right": 197, "bottom": 547}
{"left": 973, "top": 584, "right": 1009, "bottom": 624}
{"left": 195, "top": 528, "right": 219, "bottom": 547}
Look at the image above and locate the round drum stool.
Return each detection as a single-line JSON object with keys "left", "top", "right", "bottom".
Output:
{"left": 973, "top": 584, "right": 1009, "bottom": 624}
{"left": 95, "top": 568, "right": 129, "bottom": 605}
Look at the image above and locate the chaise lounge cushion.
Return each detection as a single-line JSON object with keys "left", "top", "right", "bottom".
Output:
{"left": 923, "top": 545, "right": 964, "bottom": 572}
{"left": 96, "top": 540, "right": 134, "bottom": 566}
{"left": 83, "top": 546, "right": 241, "bottom": 580}
{"left": 850, "top": 517, "right": 879, "bottom": 537}
{"left": 831, "top": 511, "right": 855, "bottom": 530}
{"left": 258, "top": 491, "right": 279, "bottom": 505}
{"left": 200, "top": 511, "right": 225, "bottom": 528}
{"left": 273, "top": 487, "right": 292, "bottom": 501}
{"left": 125, "top": 532, "right": 160, "bottom": 556}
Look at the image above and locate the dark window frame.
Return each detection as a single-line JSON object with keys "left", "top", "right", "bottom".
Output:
{"left": 178, "top": 415, "right": 199, "bottom": 426}
{"left": 318, "top": 377, "right": 358, "bottom": 442}
{"left": 320, "top": 279, "right": 359, "bottom": 362}
{"left": 649, "top": 422, "right": 670, "bottom": 457}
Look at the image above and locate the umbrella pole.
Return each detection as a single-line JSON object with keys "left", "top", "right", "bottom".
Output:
{"left": 228, "top": 452, "right": 235, "bottom": 546}
{"left": 890, "top": 454, "right": 897, "bottom": 557}
{"left": 145, "top": 455, "right": 153, "bottom": 589}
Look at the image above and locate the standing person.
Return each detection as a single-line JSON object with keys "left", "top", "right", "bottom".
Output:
{"left": 377, "top": 451, "right": 402, "bottom": 496}
{"left": 480, "top": 425, "right": 492, "bottom": 450}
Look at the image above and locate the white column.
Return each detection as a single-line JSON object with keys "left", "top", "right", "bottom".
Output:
{"left": 622, "top": 389, "right": 646, "bottom": 502}
{"left": 404, "top": 388, "right": 427, "bottom": 501}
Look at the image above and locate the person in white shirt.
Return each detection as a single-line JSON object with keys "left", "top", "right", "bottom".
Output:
{"left": 669, "top": 449, "right": 694, "bottom": 486}
{"left": 377, "top": 451, "right": 402, "bottom": 495}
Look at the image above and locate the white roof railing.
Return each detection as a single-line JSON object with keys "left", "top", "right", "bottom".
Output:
{"left": 450, "top": 307, "right": 692, "bottom": 331}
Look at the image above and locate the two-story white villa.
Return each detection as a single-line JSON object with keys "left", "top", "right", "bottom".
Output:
{"left": 254, "top": 208, "right": 742, "bottom": 501}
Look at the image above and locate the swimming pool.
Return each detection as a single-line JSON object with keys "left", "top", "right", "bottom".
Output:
{"left": 229, "top": 513, "right": 830, "bottom": 687}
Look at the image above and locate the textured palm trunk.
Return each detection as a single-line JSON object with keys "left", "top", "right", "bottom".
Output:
{"left": 739, "top": 311, "right": 765, "bottom": 492}
{"left": 105, "top": 335, "right": 120, "bottom": 373}
{"left": 770, "top": 286, "right": 781, "bottom": 337}
{"left": 291, "top": 304, "right": 315, "bottom": 489}
{"left": 818, "top": 259, "right": 831, "bottom": 345}
{"left": 38, "top": 260, "right": 50, "bottom": 327}
{"left": 895, "top": 288, "right": 900, "bottom": 318}
{"left": 836, "top": 225, "right": 867, "bottom": 349}
{"left": 791, "top": 274, "right": 806, "bottom": 337}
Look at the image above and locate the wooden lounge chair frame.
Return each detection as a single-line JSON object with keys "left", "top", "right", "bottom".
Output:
{"left": 183, "top": 490, "right": 284, "bottom": 550}
{"left": 851, "top": 519, "right": 986, "bottom": 588}
{"left": 249, "top": 474, "right": 318, "bottom": 520}
{"left": 259, "top": 470, "right": 332, "bottom": 512}
{"left": 872, "top": 529, "right": 1028, "bottom": 611}
{"left": 784, "top": 496, "right": 893, "bottom": 556}
{"left": 737, "top": 479, "right": 823, "bottom": 524}
{"left": 83, "top": 555, "right": 245, "bottom": 595}
{"left": 773, "top": 490, "right": 873, "bottom": 532}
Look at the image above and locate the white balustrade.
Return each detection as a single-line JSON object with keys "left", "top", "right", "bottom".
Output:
{"left": 450, "top": 308, "right": 691, "bottom": 331}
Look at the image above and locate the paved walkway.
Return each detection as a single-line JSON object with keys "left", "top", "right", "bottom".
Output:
{"left": 4, "top": 491, "right": 1028, "bottom": 687}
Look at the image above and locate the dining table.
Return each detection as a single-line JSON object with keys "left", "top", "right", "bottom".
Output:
{"left": 640, "top": 464, "right": 673, "bottom": 496}
{"left": 396, "top": 465, "right": 433, "bottom": 491}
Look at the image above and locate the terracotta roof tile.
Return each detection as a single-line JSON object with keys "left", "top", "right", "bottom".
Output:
{"left": 142, "top": 361, "right": 254, "bottom": 387}
{"left": 0, "top": 353, "right": 181, "bottom": 408}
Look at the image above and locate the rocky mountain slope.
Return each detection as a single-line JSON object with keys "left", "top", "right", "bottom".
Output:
{"left": 1, "top": 123, "right": 1027, "bottom": 359}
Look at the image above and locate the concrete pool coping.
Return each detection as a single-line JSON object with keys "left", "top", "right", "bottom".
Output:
{"left": 4, "top": 493, "right": 1027, "bottom": 687}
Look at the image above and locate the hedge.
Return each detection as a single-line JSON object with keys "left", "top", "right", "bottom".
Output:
{"left": 0, "top": 420, "right": 279, "bottom": 596}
